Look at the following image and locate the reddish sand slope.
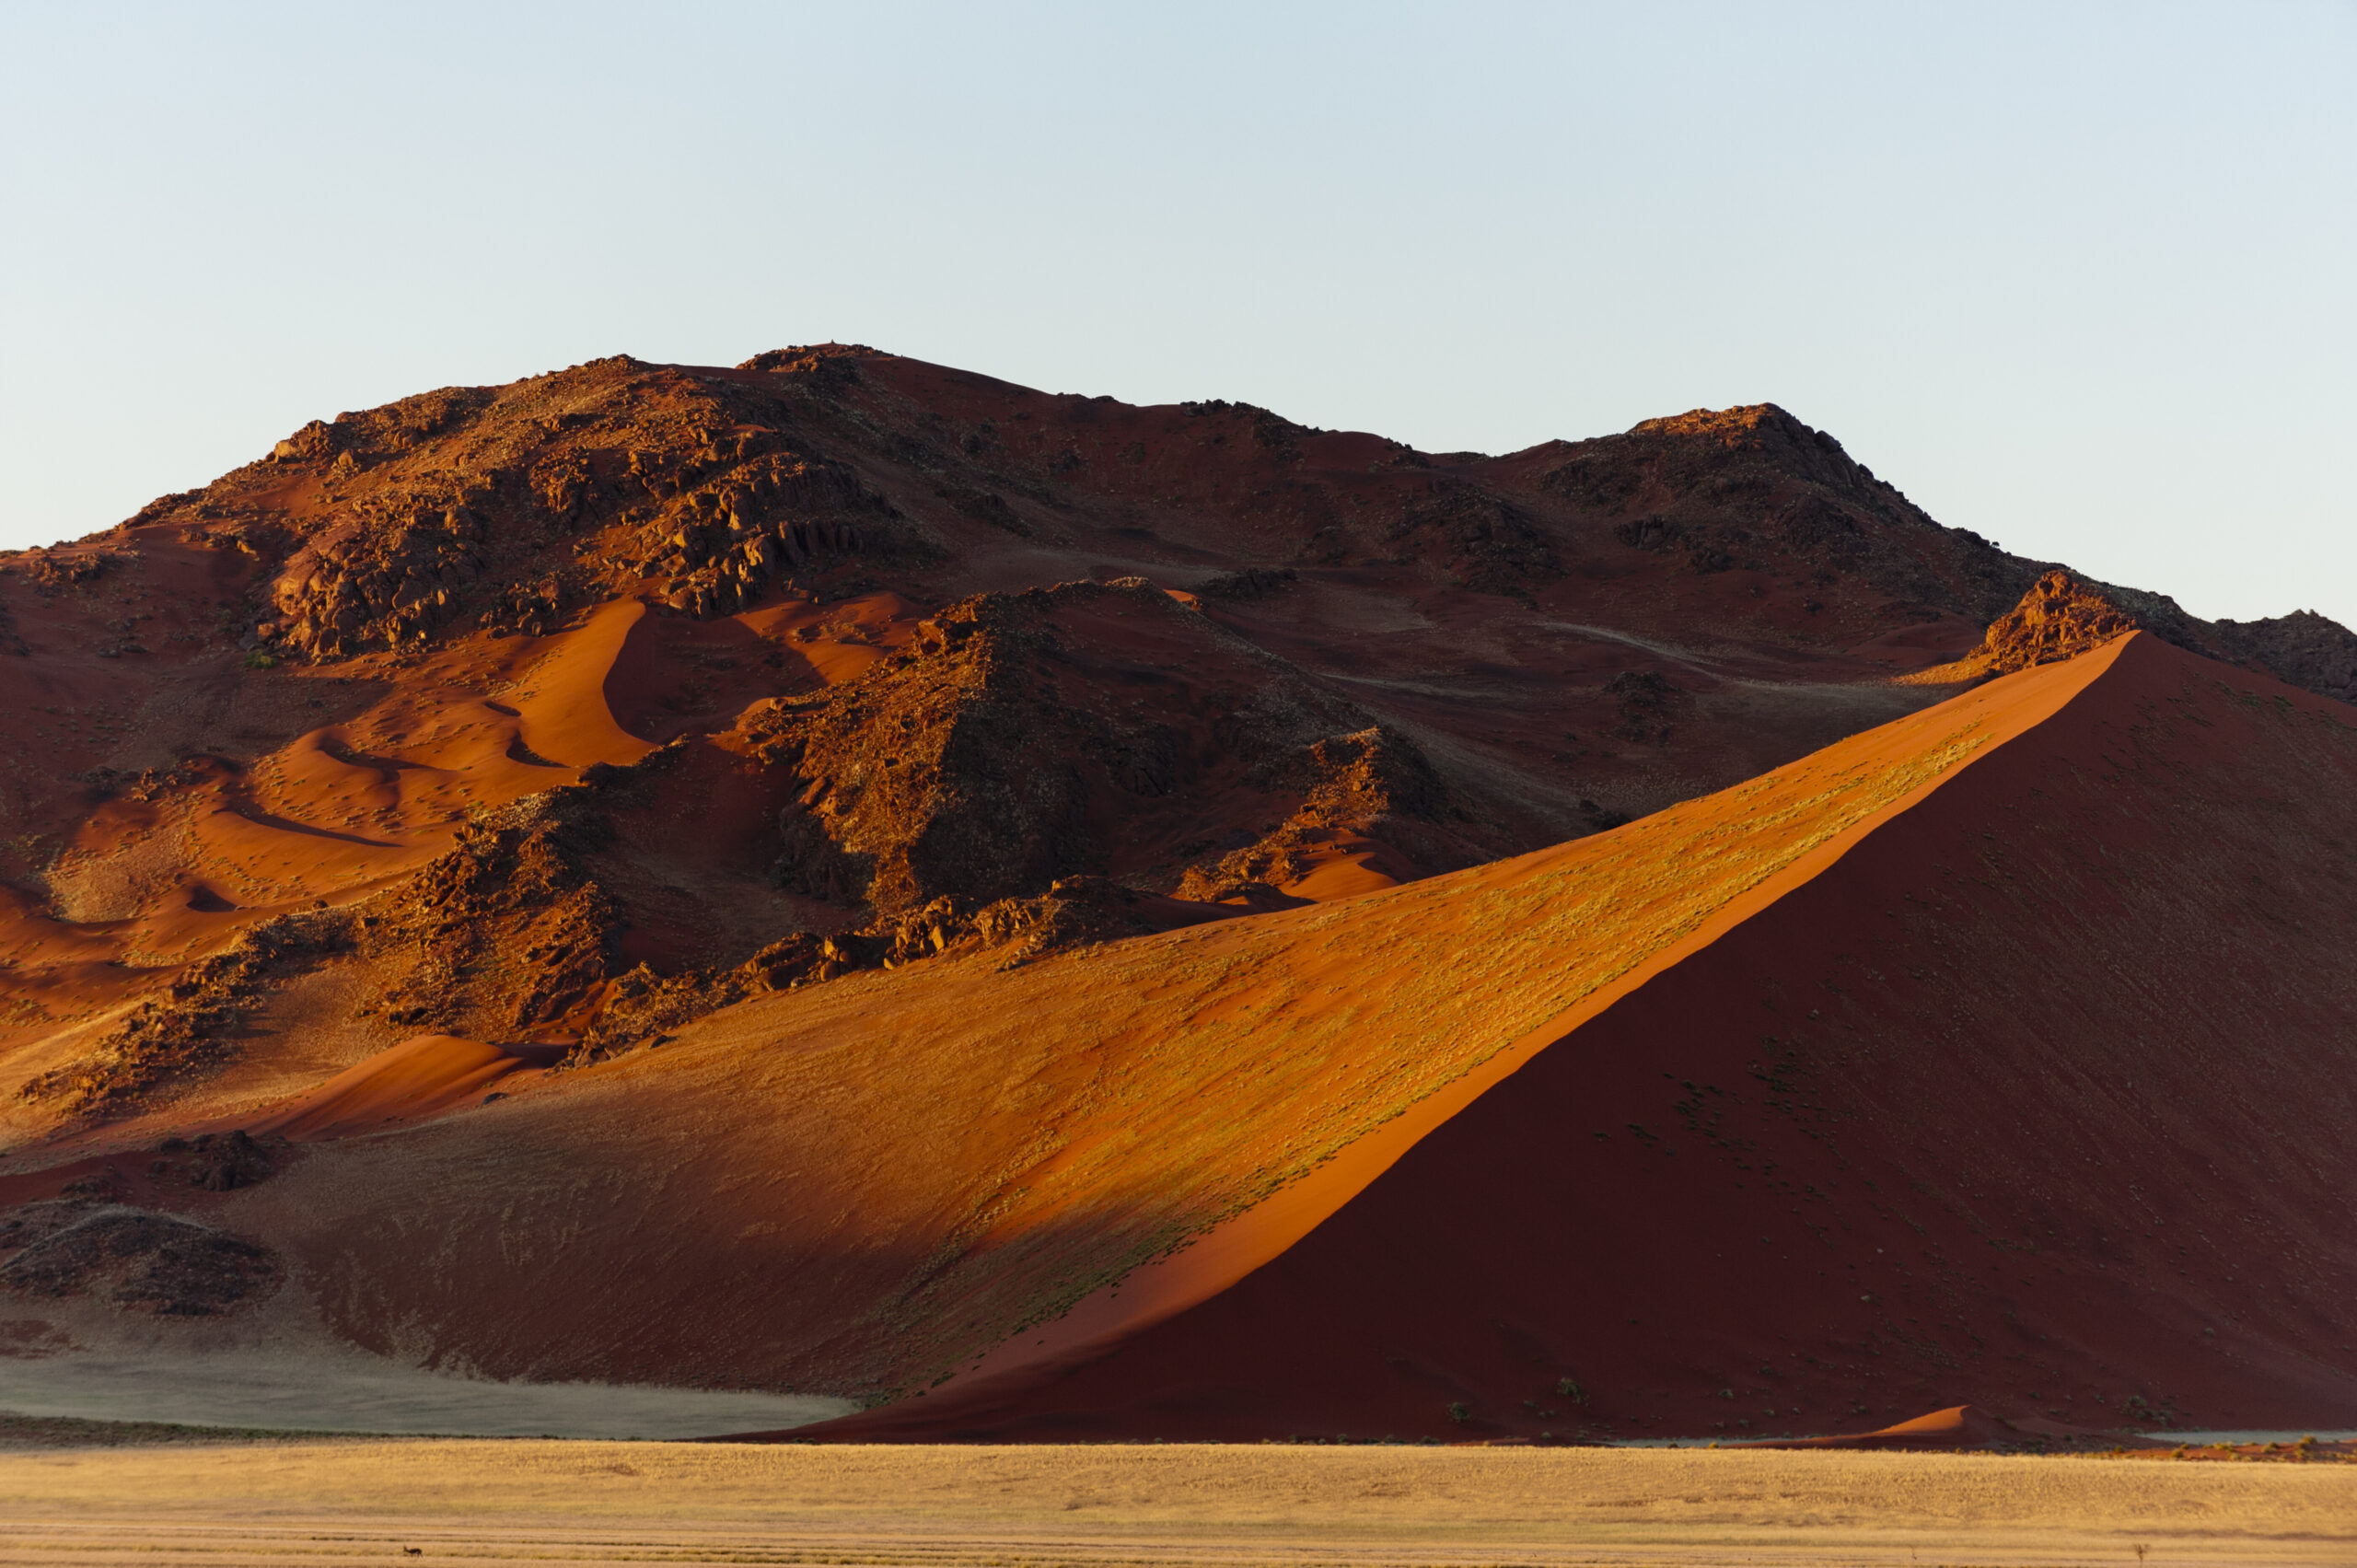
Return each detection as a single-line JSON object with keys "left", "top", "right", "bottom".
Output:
{"left": 1736, "top": 1403, "right": 2026, "bottom": 1449}
{"left": 814, "top": 632, "right": 2357, "bottom": 1441}
{"left": 14, "top": 633, "right": 2353, "bottom": 1441}
{"left": 101, "top": 636, "right": 2081, "bottom": 1400}
{"left": 252, "top": 1035, "right": 552, "bottom": 1139}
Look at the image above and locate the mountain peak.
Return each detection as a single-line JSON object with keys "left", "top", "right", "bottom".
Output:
{"left": 1628, "top": 401, "right": 1816, "bottom": 446}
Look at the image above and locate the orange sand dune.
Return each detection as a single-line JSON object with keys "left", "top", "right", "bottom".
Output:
{"left": 267, "top": 730, "right": 412, "bottom": 820}
{"left": 0, "top": 588, "right": 661, "bottom": 1062}
{"left": 1736, "top": 1402, "right": 2022, "bottom": 1449}
{"left": 252, "top": 1034, "right": 554, "bottom": 1140}
{"left": 507, "top": 598, "right": 659, "bottom": 768}
{"left": 1275, "top": 834, "right": 1411, "bottom": 900}
{"left": 135, "top": 641, "right": 2126, "bottom": 1400}
{"left": 817, "top": 632, "right": 2357, "bottom": 1441}
{"left": 13, "top": 633, "right": 2354, "bottom": 1443}
{"left": 604, "top": 591, "right": 921, "bottom": 745}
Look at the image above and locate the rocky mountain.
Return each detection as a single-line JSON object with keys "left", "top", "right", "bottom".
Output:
{"left": 3, "top": 347, "right": 2354, "bottom": 1442}
{"left": 5, "top": 345, "right": 2352, "bottom": 1125}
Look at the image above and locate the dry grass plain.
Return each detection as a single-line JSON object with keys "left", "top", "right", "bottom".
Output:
{"left": 2, "top": 1438, "right": 2352, "bottom": 1568}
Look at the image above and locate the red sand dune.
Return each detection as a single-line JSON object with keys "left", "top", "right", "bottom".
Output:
{"left": 795, "top": 632, "right": 2357, "bottom": 1440}
{"left": 49, "top": 629, "right": 2338, "bottom": 1442}
{"left": 1727, "top": 1400, "right": 2255, "bottom": 1452}
{"left": 252, "top": 1034, "right": 558, "bottom": 1140}
{"left": 6, "top": 347, "right": 2357, "bottom": 1443}
{"left": 1736, "top": 1403, "right": 2022, "bottom": 1449}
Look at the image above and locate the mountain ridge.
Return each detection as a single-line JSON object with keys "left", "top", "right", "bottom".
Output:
{"left": 2, "top": 349, "right": 2353, "bottom": 1441}
{"left": 3, "top": 347, "right": 2351, "bottom": 1133}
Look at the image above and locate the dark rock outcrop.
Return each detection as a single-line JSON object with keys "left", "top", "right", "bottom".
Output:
{"left": 0, "top": 1203, "right": 282, "bottom": 1316}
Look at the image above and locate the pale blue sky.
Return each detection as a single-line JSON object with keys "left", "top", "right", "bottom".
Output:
{"left": 3, "top": 3, "right": 2351, "bottom": 625}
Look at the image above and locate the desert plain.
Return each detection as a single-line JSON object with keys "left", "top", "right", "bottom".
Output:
{"left": 5, "top": 1431, "right": 2356, "bottom": 1568}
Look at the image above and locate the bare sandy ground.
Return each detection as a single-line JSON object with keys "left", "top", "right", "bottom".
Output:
{"left": 0, "top": 1346, "right": 852, "bottom": 1436}
{"left": 3, "top": 1439, "right": 2351, "bottom": 1566}
{"left": 0, "top": 1289, "right": 853, "bottom": 1438}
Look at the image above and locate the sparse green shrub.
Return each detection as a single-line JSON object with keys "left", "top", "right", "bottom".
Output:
{"left": 1446, "top": 1401, "right": 1469, "bottom": 1424}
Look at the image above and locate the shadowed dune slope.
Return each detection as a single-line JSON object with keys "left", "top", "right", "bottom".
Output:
{"left": 818, "top": 631, "right": 2357, "bottom": 1440}
{"left": 206, "top": 640, "right": 2105, "bottom": 1400}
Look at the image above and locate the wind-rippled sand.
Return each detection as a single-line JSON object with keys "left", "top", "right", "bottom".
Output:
{"left": 4, "top": 1439, "right": 2352, "bottom": 1566}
